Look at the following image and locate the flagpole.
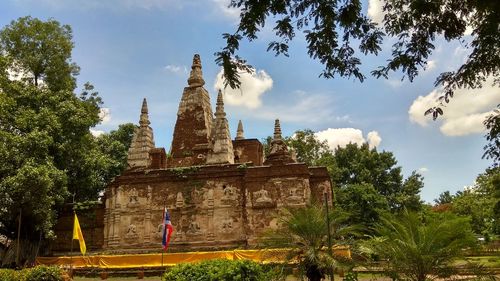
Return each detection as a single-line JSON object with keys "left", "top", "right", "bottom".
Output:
{"left": 70, "top": 210, "right": 75, "bottom": 273}
{"left": 16, "top": 208, "right": 22, "bottom": 267}
{"left": 70, "top": 193, "right": 76, "bottom": 274}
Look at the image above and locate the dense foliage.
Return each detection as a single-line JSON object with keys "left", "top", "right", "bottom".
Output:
{"left": 363, "top": 211, "right": 476, "bottom": 281}
{"left": 217, "top": 0, "right": 499, "bottom": 119}
{"left": 0, "top": 266, "right": 64, "bottom": 281}
{"left": 0, "top": 17, "right": 133, "bottom": 247}
{"left": 264, "top": 204, "right": 358, "bottom": 281}
{"left": 484, "top": 105, "right": 500, "bottom": 167}
{"left": 163, "top": 259, "right": 279, "bottom": 281}
{"left": 435, "top": 167, "right": 500, "bottom": 237}
{"left": 278, "top": 129, "right": 423, "bottom": 230}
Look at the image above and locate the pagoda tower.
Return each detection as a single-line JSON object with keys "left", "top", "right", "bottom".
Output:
{"left": 168, "top": 54, "right": 214, "bottom": 167}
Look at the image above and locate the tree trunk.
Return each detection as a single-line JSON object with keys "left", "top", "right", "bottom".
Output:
{"left": 306, "top": 265, "right": 324, "bottom": 281}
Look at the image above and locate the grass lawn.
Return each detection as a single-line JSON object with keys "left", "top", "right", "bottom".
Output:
{"left": 72, "top": 273, "right": 392, "bottom": 281}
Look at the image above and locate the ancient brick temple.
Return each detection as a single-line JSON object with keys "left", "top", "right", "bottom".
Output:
{"left": 102, "top": 54, "right": 331, "bottom": 251}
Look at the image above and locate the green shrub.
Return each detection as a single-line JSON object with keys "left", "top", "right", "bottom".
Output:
{"left": 24, "top": 266, "right": 63, "bottom": 281}
{"left": 163, "top": 259, "right": 280, "bottom": 281}
{"left": 0, "top": 269, "right": 23, "bottom": 281}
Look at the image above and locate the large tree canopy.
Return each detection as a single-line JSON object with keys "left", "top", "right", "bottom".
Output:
{"left": 0, "top": 17, "right": 131, "bottom": 242}
{"left": 281, "top": 129, "right": 423, "bottom": 229}
{"left": 217, "top": 0, "right": 499, "bottom": 120}
{"left": 0, "top": 16, "right": 79, "bottom": 91}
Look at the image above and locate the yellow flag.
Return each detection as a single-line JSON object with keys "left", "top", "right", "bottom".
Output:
{"left": 73, "top": 213, "right": 86, "bottom": 255}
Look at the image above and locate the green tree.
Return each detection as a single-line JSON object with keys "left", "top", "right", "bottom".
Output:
{"left": 335, "top": 183, "right": 389, "bottom": 230}
{"left": 451, "top": 167, "right": 500, "bottom": 236}
{"left": 0, "top": 16, "right": 79, "bottom": 91}
{"left": 272, "top": 130, "right": 423, "bottom": 229}
{"left": 362, "top": 211, "right": 477, "bottom": 281}
{"left": 331, "top": 143, "right": 423, "bottom": 212}
{"left": 483, "top": 105, "right": 500, "bottom": 167}
{"left": 265, "top": 204, "right": 359, "bottom": 281}
{"left": 284, "top": 129, "right": 331, "bottom": 166}
{"left": 0, "top": 17, "right": 105, "bottom": 248}
{"left": 217, "top": 1, "right": 499, "bottom": 119}
{"left": 435, "top": 190, "right": 454, "bottom": 205}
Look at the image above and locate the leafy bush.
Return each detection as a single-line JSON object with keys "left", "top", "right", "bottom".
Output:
{"left": 26, "top": 266, "right": 64, "bottom": 281}
{"left": 0, "top": 269, "right": 23, "bottom": 281}
{"left": 163, "top": 259, "right": 280, "bottom": 281}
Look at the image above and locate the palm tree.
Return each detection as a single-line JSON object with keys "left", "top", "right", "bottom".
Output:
{"left": 264, "top": 203, "right": 359, "bottom": 281}
{"left": 362, "top": 211, "right": 477, "bottom": 281}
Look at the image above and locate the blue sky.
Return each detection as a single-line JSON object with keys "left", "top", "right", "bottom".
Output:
{"left": 2, "top": 0, "right": 498, "bottom": 202}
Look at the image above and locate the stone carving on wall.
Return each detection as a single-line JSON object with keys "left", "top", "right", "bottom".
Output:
{"left": 146, "top": 185, "right": 152, "bottom": 204}
{"left": 175, "top": 192, "right": 185, "bottom": 208}
{"left": 220, "top": 218, "right": 233, "bottom": 233}
{"left": 221, "top": 185, "right": 238, "bottom": 205}
{"left": 286, "top": 187, "right": 303, "bottom": 205}
{"left": 253, "top": 188, "right": 273, "bottom": 208}
{"left": 187, "top": 221, "right": 202, "bottom": 235}
{"left": 204, "top": 188, "right": 214, "bottom": 208}
{"left": 127, "top": 188, "right": 140, "bottom": 208}
{"left": 125, "top": 224, "right": 139, "bottom": 240}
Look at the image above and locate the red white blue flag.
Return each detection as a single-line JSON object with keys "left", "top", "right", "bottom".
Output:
{"left": 162, "top": 207, "right": 173, "bottom": 250}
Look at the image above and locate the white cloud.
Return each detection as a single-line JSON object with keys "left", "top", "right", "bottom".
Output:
{"left": 408, "top": 76, "right": 500, "bottom": 136}
{"left": 418, "top": 167, "right": 429, "bottom": 173}
{"left": 368, "top": 0, "right": 384, "bottom": 24}
{"left": 99, "top": 108, "right": 111, "bottom": 124}
{"left": 426, "top": 60, "right": 436, "bottom": 71}
{"left": 164, "top": 64, "right": 188, "bottom": 74}
{"left": 90, "top": 129, "right": 105, "bottom": 137}
{"left": 211, "top": 0, "right": 240, "bottom": 20}
{"left": 214, "top": 68, "right": 273, "bottom": 109}
{"left": 314, "top": 128, "right": 382, "bottom": 150}
{"left": 367, "top": 131, "right": 382, "bottom": 148}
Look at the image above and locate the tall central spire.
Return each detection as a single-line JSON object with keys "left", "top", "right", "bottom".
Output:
{"left": 168, "top": 54, "right": 214, "bottom": 167}
{"left": 187, "top": 54, "right": 205, "bottom": 88}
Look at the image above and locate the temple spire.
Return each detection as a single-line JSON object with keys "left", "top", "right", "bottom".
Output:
{"left": 169, "top": 54, "right": 213, "bottom": 167}
{"left": 127, "top": 98, "right": 155, "bottom": 169}
{"left": 215, "top": 89, "right": 226, "bottom": 118}
{"left": 187, "top": 54, "right": 205, "bottom": 87}
{"left": 264, "top": 119, "right": 295, "bottom": 165}
{"left": 235, "top": 120, "right": 244, "bottom": 140}
{"left": 139, "top": 98, "right": 150, "bottom": 127}
{"left": 273, "top": 119, "right": 282, "bottom": 140}
{"left": 207, "top": 90, "right": 234, "bottom": 164}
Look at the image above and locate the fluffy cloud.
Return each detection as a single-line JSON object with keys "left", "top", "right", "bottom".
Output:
{"left": 214, "top": 68, "right": 273, "bottom": 109}
{"left": 367, "top": 131, "right": 382, "bottom": 148}
{"left": 408, "top": 77, "right": 500, "bottom": 136}
{"left": 99, "top": 108, "right": 111, "bottom": 124}
{"left": 426, "top": 60, "right": 436, "bottom": 71}
{"left": 368, "top": 0, "right": 384, "bottom": 24}
{"left": 164, "top": 64, "right": 187, "bottom": 75}
{"left": 211, "top": 0, "right": 240, "bottom": 19}
{"left": 314, "top": 128, "right": 382, "bottom": 150}
{"left": 418, "top": 167, "right": 429, "bottom": 173}
{"left": 90, "top": 129, "right": 105, "bottom": 137}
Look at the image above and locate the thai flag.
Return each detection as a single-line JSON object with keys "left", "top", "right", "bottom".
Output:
{"left": 162, "top": 207, "right": 174, "bottom": 250}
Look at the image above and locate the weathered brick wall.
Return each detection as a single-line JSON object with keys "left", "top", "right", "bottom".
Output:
{"left": 52, "top": 204, "right": 104, "bottom": 252}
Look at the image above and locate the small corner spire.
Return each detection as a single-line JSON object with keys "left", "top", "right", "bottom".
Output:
{"left": 273, "top": 119, "right": 282, "bottom": 140}
{"left": 187, "top": 54, "right": 205, "bottom": 87}
{"left": 139, "top": 98, "right": 150, "bottom": 127}
{"left": 235, "top": 120, "right": 244, "bottom": 140}
{"left": 215, "top": 89, "right": 226, "bottom": 118}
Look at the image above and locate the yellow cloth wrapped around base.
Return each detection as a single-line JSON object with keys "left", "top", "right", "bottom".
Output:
{"left": 36, "top": 247, "right": 350, "bottom": 269}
